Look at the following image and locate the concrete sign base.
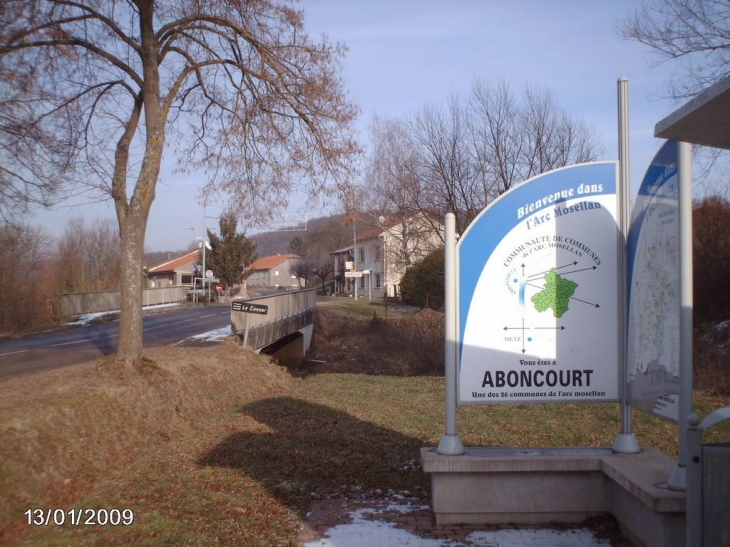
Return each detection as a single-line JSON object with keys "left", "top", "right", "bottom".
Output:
{"left": 421, "top": 446, "right": 685, "bottom": 547}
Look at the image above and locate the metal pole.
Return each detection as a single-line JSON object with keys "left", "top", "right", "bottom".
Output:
{"left": 686, "top": 413, "right": 702, "bottom": 547}
{"left": 354, "top": 222, "right": 358, "bottom": 300}
{"left": 437, "top": 213, "right": 464, "bottom": 455}
{"left": 613, "top": 77, "right": 640, "bottom": 454}
{"left": 667, "top": 140, "right": 693, "bottom": 491}
{"left": 202, "top": 205, "right": 207, "bottom": 304}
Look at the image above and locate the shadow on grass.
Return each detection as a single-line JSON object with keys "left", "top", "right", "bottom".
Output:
{"left": 197, "top": 396, "right": 428, "bottom": 515}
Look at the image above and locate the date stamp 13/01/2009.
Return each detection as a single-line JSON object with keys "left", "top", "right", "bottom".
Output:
{"left": 24, "top": 508, "right": 134, "bottom": 527}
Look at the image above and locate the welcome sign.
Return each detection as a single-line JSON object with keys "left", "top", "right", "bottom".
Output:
{"left": 458, "top": 162, "right": 620, "bottom": 404}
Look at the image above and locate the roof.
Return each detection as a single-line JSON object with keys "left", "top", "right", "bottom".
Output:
{"left": 357, "top": 226, "right": 385, "bottom": 241}
{"left": 331, "top": 245, "right": 354, "bottom": 255}
{"left": 147, "top": 249, "right": 201, "bottom": 274}
{"left": 248, "top": 254, "right": 301, "bottom": 271}
{"left": 655, "top": 74, "right": 730, "bottom": 150}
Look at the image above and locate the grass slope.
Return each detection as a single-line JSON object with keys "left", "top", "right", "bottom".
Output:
{"left": 2, "top": 303, "right": 728, "bottom": 546}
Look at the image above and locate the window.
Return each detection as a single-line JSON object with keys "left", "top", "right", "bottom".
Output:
{"left": 375, "top": 274, "right": 382, "bottom": 288}
{"left": 374, "top": 245, "right": 381, "bottom": 261}
{"left": 360, "top": 276, "right": 365, "bottom": 289}
{"left": 359, "top": 247, "right": 365, "bottom": 262}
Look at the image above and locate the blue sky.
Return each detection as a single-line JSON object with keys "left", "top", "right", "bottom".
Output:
{"left": 31, "top": 1, "right": 681, "bottom": 252}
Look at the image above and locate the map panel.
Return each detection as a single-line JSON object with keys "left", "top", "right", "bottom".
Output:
{"left": 627, "top": 140, "right": 680, "bottom": 422}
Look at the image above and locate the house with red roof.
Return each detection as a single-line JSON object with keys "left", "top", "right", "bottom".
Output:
{"left": 146, "top": 248, "right": 201, "bottom": 289}
{"left": 246, "top": 254, "right": 303, "bottom": 290}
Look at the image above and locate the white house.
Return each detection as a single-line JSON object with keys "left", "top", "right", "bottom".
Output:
{"left": 146, "top": 249, "right": 200, "bottom": 288}
{"left": 332, "top": 213, "right": 443, "bottom": 299}
{"left": 246, "top": 254, "right": 303, "bottom": 290}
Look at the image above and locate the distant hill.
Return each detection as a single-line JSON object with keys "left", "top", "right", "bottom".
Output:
{"left": 250, "top": 214, "right": 347, "bottom": 257}
{"left": 144, "top": 214, "right": 352, "bottom": 268}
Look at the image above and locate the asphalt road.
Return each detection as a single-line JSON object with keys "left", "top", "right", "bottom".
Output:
{"left": 0, "top": 304, "right": 232, "bottom": 380}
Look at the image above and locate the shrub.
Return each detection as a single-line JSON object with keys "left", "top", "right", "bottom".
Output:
{"left": 693, "top": 196, "right": 730, "bottom": 324}
{"left": 400, "top": 247, "right": 445, "bottom": 310}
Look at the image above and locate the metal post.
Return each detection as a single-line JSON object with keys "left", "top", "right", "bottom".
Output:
{"left": 353, "top": 222, "right": 358, "bottom": 300}
{"left": 667, "top": 141, "right": 693, "bottom": 491}
{"left": 686, "top": 413, "right": 702, "bottom": 547}
{"left": 202, "top": 205, "right": 207, "bottom": 303}
{"left": 437, "top": 213, "right": 464, "bottom": 455}
{"left": 613, "top": 77, "right": 640, "bottom": 454}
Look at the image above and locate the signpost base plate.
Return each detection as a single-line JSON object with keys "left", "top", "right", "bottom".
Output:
{"left": 612, "top": 433, "right": 641, "bottom": 454}
{"left": 437, "top": 434, "right": 464, "bottom": 456}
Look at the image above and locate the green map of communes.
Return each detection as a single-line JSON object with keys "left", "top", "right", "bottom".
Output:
{"left": 531, "top": 268, "right": 578, "bottom": 318}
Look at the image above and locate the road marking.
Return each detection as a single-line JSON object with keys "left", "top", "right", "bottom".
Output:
{"left": 201, "top": 314, "right": 216, "bottom": 318}
{"left": 52, "top": 338, "right": 92, "bottom": 347}
{"left": 145, "top": 325, "right": 166, "bottom": 331}
{"left": 0, "top": 349, "right": 29, "bottom": 357}
{"left": 173, "top": 319, "right": 195, "bottom": 324}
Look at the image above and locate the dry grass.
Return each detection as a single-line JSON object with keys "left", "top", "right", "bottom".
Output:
{"left": 2, "top": 305, "right": 729, "bottom": 546}
{"left": 0, "top": 343, "right": 293, "bottom": 545}
{"left": 299, "top": 306, "right": 445, "bottom": 376}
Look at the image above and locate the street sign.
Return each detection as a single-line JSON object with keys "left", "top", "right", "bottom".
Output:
{"left": 345, "top": 271, "right": 363, "bottom": 278}
{"left": 231, "top": 301, "right": 268, "bottom": 314}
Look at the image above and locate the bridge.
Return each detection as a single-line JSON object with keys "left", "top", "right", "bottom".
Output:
{"left": 230, "top": 288, "right": 316, "bottom": 365}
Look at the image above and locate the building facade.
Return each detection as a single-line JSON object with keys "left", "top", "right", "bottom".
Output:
{"left": 246, "top": 254, "right": 303, "bottom": 290}
{"left": 332, "top": 213, "right": 443, "bottom": 299}
{"left": 146, "top": 249, "right": 201, "bottom": 288}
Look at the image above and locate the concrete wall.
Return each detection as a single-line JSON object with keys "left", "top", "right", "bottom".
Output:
{"left": 421, "top": 446, "right": 686, "bottom": 547}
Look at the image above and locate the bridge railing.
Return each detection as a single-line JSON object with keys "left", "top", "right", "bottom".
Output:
{"left": 230, "top": 288, "right": 317, "bottom": 348}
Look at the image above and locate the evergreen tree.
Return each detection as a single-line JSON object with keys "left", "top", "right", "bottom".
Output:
{"left": 206, "top": 213, "right": 258, "bottom": 291}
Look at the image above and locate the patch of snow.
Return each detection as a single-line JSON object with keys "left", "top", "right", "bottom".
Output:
{"left": 303, "top": 508, "right": 447, "bottom": 547}
{"left": 303, "top": 503, "right": 611, "bottom": 547}
{"left": 190, "top": 327, "right": 231, "bottom": 341}
{"left": 390, "top": 305, "right": 422, "bottom": 314}
{"left": 65, "top": 303, "right": 181, "bottom": 327}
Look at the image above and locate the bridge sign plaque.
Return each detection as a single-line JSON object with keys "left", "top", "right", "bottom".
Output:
{"left": 232, "top": 301, "right": 269, "bottom": 315}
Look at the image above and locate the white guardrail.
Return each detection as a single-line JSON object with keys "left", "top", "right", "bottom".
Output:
{"left": 61, "top": 286, "right": 187, "bottom": 317}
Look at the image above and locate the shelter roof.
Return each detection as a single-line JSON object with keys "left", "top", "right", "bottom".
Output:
{"left": 655, "top": 75, "right": 730, "bottom": 149}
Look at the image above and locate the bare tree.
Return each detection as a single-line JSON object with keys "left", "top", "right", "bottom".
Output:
{"left": 469, "top": 79, "right": 523, "bottom": 199}
{"left": 620, "top": 0, "right": 730, "bottom": 197}
{"left": 364, "top": 116, "right": 424, "bottom": 219}
{"left": 363, "top": 116, "right": 445, "bottom": 273}
{"left": 517, "top": 84, "right": 600, "bottom": 178}
{"left": 620, "top": 0, "right": 730, "bottom": 100}
{"left": 0, "top": 224, "right": 53, "bottom": 331}
{"left": 365, "top": 82, "right": 601, "bottom": 236}
{"left": 55, "top": 218, "right": 122, "bottom": 293}
{"left": 411, "top": 96, "right": 480, "bottom": 234}
{"left": 1, "top": 0, "right": 360, "bottom": 367}
{"left": 311, "top": 261, "right": 334, "bottom": 293}
{"left": 469, "top": 80, "right": 601, "bottom": 201}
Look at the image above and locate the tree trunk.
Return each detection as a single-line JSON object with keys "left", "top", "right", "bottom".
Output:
{"left": 117, "top": 214, "right": 147, "bottom": 367}
{"left": 114, "top": 1, "right": 163, "bottom": 368}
